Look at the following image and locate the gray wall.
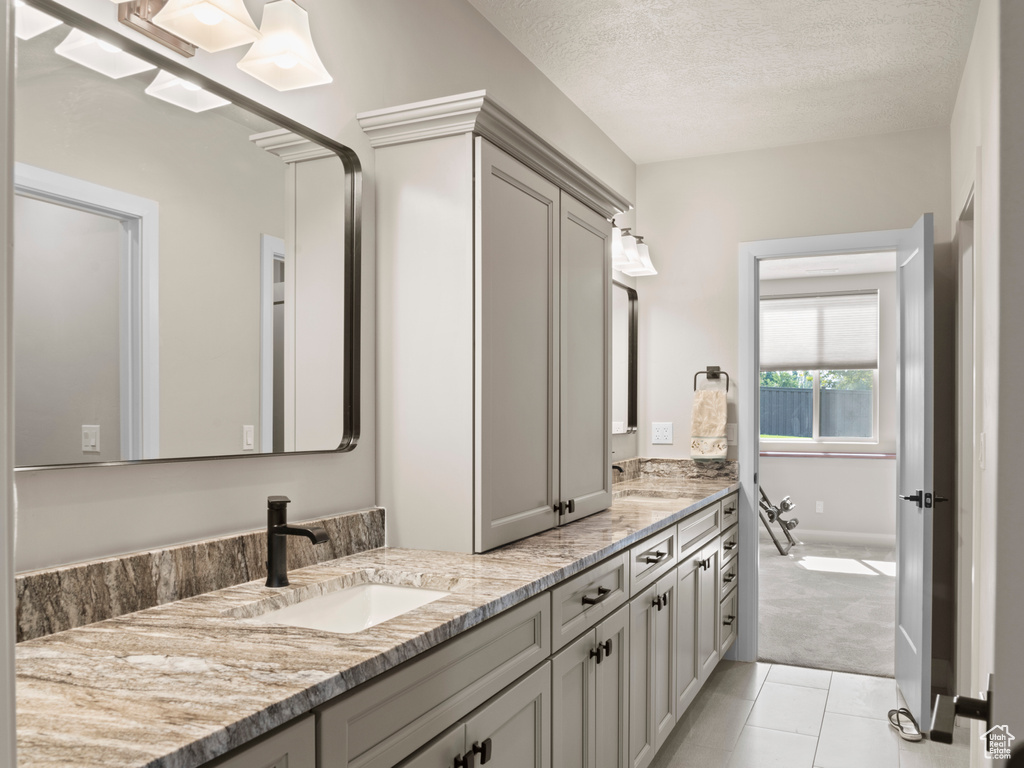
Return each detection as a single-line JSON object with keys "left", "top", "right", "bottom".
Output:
{"left": 12, "top": 0, "right": 636, "bottom": 572}
{"left": 14, "top": 197, "right": 122, "bottom": 466}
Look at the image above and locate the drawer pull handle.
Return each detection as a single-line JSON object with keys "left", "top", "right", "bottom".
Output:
{"left": 724, "top": 505, "right": 736, "bottom": 514}
{"left": 724, "top": 573, "right": 736, "bottom": 583}
{"left": 699, "top": 558, "right": 711, "bottom": 571}
{"left": 653, "top": 592, "right": 669, "bottom": 611}
{"left": 473, "top": 739, "right": 492, "bottom": 764}
{"left": 581, "top": 586, "right": 612, "bottom": 606}
{"left": 724, "top": 542, "right": 737, "bottom": 550}
{"left": 723, "top": 614, "right": 736, "bottom": 626}
{"left": 644, "top": 550, "right": 667, "bottom": 564}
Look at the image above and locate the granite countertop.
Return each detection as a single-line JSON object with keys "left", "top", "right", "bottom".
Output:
{"left": 15, "top": 476, "right": 738, "bottom": 768}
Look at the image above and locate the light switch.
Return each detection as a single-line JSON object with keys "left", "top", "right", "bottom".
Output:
{"left": 242, "top": 425, "right": 255, "bottom": 451}
{"left": 726, "top": 423, "right": 737, "bottom": 445}
{"left": 81, "top": 425, "right": 100, "bottom": 453}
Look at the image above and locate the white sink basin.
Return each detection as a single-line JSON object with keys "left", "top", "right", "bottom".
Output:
{"left": 254, "top": 583, "right": 449, "bottom": 634}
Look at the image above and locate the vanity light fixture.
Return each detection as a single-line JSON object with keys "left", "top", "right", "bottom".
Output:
{"left": 151, "top": 0, "right": 260, "bottom": 52}
{"left": 237, "top": 0, "right": 332, "bottom": 91}
{"left": 54, "top": 28, "right": 157, "bottom": 79}
{"left": 619, "top": 235, "right": 658, "bottom": 277}
{"left": 616, "top": 227, "right": 642, "bottom": 270}
{"left": 14, "top": 0, "right": 62, "bottom": 40}
{"left": 145, "top": 69, "right": 231, "bottom": 112}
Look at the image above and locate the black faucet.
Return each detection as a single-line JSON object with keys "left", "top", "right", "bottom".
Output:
{"left": 265, "top": 495, "right": 329, "bottom": 588}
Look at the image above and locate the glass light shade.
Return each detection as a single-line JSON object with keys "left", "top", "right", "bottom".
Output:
{"left": 611, "top": 226, "right": 630, "bottom": 268}
{"left": 620, "top": 231, "right": 641, "bottom": 267}
{"left": 237, "top": 0, "right": 332, "bottom": 91}
{"left": 152, "top": 0, "right": 260, "bottom": 53}
{"left": 54, "top": 28, "right": 157, "bottom": 79}
{"left": 145, "top": 70, "right": 230, "bottom": 112}
{"left": 14, "top": 1, "right": 62, "bottom": 40}
{"left": 620, "top": 241, "right": 658, "bottom": 276}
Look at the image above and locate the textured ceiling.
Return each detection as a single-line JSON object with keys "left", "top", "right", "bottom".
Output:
{"left": 466, "top": 0, "right": 980, "bottom": 163}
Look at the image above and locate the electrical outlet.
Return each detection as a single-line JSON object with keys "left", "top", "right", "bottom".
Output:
{"left": 816, "top": 500, "right": 824, "bottom": 514}
{"left": 242, "top": 425, "right": 255, "bottom": 451}
{"left": 81, "top": 425, "right": 100, "bottom": 453}
{"left": 652, "top": 422, "right": 673, "bottom": 445}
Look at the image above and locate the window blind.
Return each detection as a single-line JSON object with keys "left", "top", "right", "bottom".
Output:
{"left": 760, "top": 291, "right": 879, "bottom": 371}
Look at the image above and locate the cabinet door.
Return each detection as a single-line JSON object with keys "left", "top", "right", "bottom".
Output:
{"left": 651, "top": 571, "right": 677, "bottom": 750}
{"left": 628, "top": 584, "right": 656, "bottom": 768}
{"left": 475, "top": 139, "right": 561, "bottom": 551}
{"left": 464, "top": 663, "right": 551, "bottom": 768}
{"left": 395, "top": 725, "right": 467, "bottom": 768}
{"left": 559, "top": 192, "right": 613, "bottom": 522}
{"left": 697, "top": 542, "right": 721, "bottom": 681}
{"left": 595, "top": 606, "right": 630, "bottom": 768}
{"left": 675, "top": 551, "right": 703, "bottom": 715}
{"left": 208, "top": 715, "right": 314, "bottom": 768}
{"left": 552, "top": 630, "right": 596, "bottom": 768}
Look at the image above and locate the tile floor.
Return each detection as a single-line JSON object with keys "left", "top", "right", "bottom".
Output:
{"left": 650, "top": 661, "right": 971, "bottom": 768}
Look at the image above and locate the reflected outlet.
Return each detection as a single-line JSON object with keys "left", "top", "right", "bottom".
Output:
{"left": 816, "top": 501, "right": 824, "bottom": 514}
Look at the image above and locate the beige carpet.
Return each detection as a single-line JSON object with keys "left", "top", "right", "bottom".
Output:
{"left": 757, "top": 536, "right": 895, "bottom": 677}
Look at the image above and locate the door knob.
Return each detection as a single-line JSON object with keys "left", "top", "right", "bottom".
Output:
{"left": 899, "top": 491, "right": 923, "bottom": 508}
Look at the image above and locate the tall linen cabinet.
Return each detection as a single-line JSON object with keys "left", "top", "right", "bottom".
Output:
{"left": 360, "top": 91, "right": 631, "bottom": 552}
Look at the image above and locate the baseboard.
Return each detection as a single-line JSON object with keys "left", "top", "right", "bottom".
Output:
{"left": 781, "top": 529, "right": 896, "bottom": 548}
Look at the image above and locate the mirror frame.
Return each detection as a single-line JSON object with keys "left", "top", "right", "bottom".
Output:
{"left": 14, "top": 0, "right": 362, "bottom": 471}
{"left": 613, "top": 279, "right": 638, "bottom": 435}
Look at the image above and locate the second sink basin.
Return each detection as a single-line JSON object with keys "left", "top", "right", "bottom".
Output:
{"left": 253, "top": 583, "right": 450, "bottom": 634}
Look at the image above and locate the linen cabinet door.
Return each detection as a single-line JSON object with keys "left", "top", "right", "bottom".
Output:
{"left": 463, "top": 663, "right": 551, "bottom": 768}
{"left": 552, "top": 630, "right": 597, "bottom": 768}
{"left": 474, "top": 138, "right": 561, "bottom": 552}
{"left": 628, "top": 584, "right": 656, "bottom": 768}
{"left": 697, "top": 542, "right": 721, "bottom": 682}
{"left": 675, "top": 551, "right": 703, "bottom": 715}
{"left": 595, "top": 606, "right": 630, "bottom": 768}
{"left": 558, "top": 192, "right": 613, "bottom": 523}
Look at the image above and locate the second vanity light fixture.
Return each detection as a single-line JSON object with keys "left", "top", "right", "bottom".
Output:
{"left": 113, "top": 0, "right": 332, "bottom": 91}
{"left": 611, "top": 221, "right": 658, "bottom": 277}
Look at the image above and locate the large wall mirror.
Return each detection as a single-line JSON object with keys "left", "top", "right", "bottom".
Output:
{"left": 12, "top": 0, "right": 361, "bottom": 469}
{"left": 612, "top": 280, "right": 637, "bottom": 436}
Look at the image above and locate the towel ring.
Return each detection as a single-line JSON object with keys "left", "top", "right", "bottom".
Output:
{"left": 694, "top": 366, "right": 730, "bottom": 392}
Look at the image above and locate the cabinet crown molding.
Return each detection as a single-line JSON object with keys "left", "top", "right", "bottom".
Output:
{"left": 356, "top": 90, "right": 633, "bottom": 219}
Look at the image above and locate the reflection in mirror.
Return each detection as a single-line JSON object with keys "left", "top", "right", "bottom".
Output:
{"left": 12, "top": 0, "right": 360, "bottom": 468}
{"left": 612, "top": 280, "right": 637, "bottom": 435}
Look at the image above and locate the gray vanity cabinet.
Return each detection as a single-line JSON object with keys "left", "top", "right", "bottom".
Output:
{"left": 551, "top": 605, "right": 629, "bottom": 768}
{"left": 398, "top": 663, "right": 551, "bottom": 768}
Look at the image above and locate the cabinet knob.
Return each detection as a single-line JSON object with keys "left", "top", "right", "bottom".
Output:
{"left": 472, "top": 739, "right": 492, "bottom": 764}
{"left": 602, "top": 638, "right": 613, "bottom": 657}
{"left": 590, "top": 645, "right": 604, "bottom": 664}
{"left": 454, "top": 753, "right": 473, "bottom": 768}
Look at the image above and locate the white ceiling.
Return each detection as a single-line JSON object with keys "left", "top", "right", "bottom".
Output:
{"left": 759, "top": 251, "right": 897, "bottom": 281}
{"left": 467, "top": 0, "right": 980, "bottom": 164}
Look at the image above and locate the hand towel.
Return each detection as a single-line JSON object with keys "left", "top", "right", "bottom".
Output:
{"left": 691, "top": 389, "right": 727, "bottom": 461}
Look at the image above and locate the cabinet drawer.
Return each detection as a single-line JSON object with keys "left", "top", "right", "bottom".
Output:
{"left": 676, "top": 504, "right": 720, "bottom": 560}
{"left": 629, "top": 528, "right": 677, "bottom": 596}
{"left": 720, "top": 556, "right": 739, "bottom": 600}
{"left": 720, "top": 589, "right": 738, "bottom": 656}
{"left": 317, "top": 594, "right": 550, "bottom": 768}
{"left": 720, "top": 493, "right": 739, "bottom": 529}
{"left": 720, "top": 525, "right": 739, "bottom": 565}
{"left": 550, "top": 552, "right": 628, "bottom": 651}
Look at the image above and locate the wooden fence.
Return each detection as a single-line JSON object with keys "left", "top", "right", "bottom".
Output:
{"left": 760, "top": 387, "right": 871, "bottom": 438}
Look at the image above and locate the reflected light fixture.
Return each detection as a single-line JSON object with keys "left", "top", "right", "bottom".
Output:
{"left": 620, "top": 235, "right": 658, "bottom": 277}
{"left": 152, "top": 0, "right": 260, "bottom": 52}
{"left": 54, "top": 28, "right": 157, "bottom": 79}
{"left": 145, "top": 69, "right": 230, "bottom": 112}
{"left": 14, "top": 0, "right": 62, "bottom": 40}
{"left": 237, "top": 0, "right": 332, "bottom": 91}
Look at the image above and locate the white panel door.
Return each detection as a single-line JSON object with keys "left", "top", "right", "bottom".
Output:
{"left": 559, "top": 192, "right": 613, "bottom": 522}
{"left": 895, "top": 213, "right": 935, "bottom": 728}
{"left": 475, "top": 139, "right": 560, "bottom": 551}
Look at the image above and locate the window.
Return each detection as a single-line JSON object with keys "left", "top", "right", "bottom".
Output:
{"left": 759, "top": 291, "right": 878, "bottom": 442}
